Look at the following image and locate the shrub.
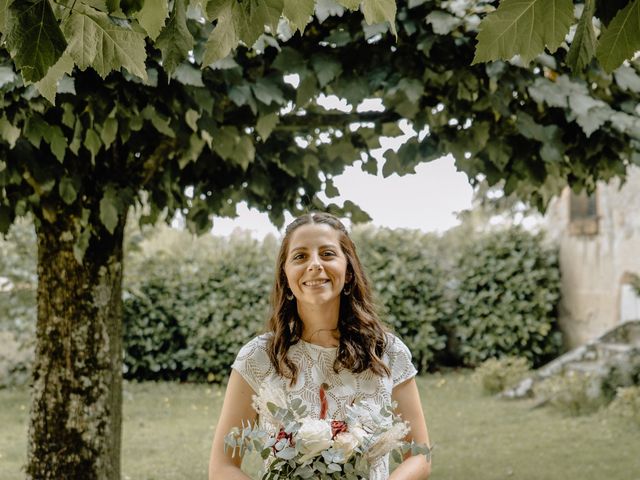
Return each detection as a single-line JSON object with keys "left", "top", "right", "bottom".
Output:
{"left": 123, "top": 229, "right": 276, "bottom": 382}
{"left": 607, "top": 386, "right": 640, "bottom": 426}
{"left": 452, "top": 227, "right": 562, "bottom": 367}
{"left": 352, "top": 226, "right": 449, "bottom": 372}
{"left": 600, "top": 350, "right": 640, "bottom": 401}
{"left": 473, "top": 356, "right": 531, "bottom": 395}
{"left": 535, "top": 371, "right": 605, "bottom": 416}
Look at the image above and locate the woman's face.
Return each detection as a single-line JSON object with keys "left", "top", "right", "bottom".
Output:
{"left": 284, "top": 223, "right": 351, "bottom": 309}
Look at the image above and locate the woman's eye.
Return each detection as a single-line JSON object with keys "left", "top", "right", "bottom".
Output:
{"left": 293, "top": 253, "right": 305, "bottom": 260}
{"left": 322, "top": 251, "right": 336, "bottom": 256}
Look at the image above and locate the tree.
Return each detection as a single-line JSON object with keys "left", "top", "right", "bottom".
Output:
{"left": 473, "top": 0, "right": 640, "bottom": 73}
{"left": 0, "top": 0, "right": 638, "bottom": 478}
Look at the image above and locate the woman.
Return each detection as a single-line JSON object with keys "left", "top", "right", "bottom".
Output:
{"left": 209, "top": 212, "right": 431, "bottom": 479}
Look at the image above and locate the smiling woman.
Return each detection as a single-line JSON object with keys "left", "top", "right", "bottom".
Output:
{"left": 208, "top": 212, "right": 431, "bottom": 480}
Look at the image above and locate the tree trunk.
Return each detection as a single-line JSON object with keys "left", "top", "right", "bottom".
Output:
{"left": 26, "top": 212, "right": 126, "bottom": 479}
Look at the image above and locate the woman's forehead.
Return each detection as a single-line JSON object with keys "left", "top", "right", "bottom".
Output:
{"left": 287, "top": 223, "right": 342, "bottom": 250}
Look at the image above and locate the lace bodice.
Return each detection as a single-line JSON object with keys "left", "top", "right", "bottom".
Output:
{"left": 232, "top": 332, "right": 417, "bottom": 479}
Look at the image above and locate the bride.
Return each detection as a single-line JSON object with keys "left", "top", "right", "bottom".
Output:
{"left": 209, "top": 212, "right": 431, "bottom": 479}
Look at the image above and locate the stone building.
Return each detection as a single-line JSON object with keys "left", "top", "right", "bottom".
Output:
{"left": 544, "top": 166, "right": 640, "bottom": 349}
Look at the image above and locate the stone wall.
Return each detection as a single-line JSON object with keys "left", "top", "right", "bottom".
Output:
{"left": 545, "top": 166, "right": 640, "bottom": 349}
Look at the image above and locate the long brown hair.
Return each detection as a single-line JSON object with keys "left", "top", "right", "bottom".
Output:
{"left": 266, "top": 212, "right": 390, "bottom": 386}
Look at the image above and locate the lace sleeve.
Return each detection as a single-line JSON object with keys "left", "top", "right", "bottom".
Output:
{"left": 386, "top": 333, "right": 418, "bottom": 387}
{"left": 231, "top": 334, "right": 274, "bottom": 393}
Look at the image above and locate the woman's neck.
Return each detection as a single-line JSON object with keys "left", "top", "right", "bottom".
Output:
{"left": 298, "top": 301, "right": 340, "bottom": 347}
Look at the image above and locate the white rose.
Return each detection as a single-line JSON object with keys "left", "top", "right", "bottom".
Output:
{"left": 332, "top": 432, "right": 360, "bottom": 463}
{"left": 297, "top": 419, "right": 332, "bottom": 461}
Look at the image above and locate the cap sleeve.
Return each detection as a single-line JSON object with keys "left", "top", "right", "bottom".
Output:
{"left": 386, "top": 333, "right": 418, "bottom": 387}
{"left": 231, "top": 334, "right": 274, "bottom": 393}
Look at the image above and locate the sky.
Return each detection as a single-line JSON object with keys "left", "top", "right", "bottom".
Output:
{"left": 211, "top": 154, "right": 474, "bottom": 239}
{"left": 207, "top": 96, "right": 476, "bottom": 239}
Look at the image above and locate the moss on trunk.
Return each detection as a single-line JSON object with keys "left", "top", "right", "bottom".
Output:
{"left": 26, "top": 212, "right": 125, "bottom": 479}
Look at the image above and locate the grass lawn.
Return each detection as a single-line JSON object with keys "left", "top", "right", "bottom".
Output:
{"left": 1, "top": 371, "right": 638, "bottom": 479}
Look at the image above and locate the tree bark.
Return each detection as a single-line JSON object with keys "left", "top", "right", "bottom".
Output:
{"left": 26, "top": 212, "right": 126, "bottom": 479}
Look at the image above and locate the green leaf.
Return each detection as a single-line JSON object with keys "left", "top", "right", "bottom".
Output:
{"left": 48, "top": 125, "right": 67, "bottom": 162}
{"left": 136, "top": 0, "right": 167, "bottom": 40}
{"left": 7, "top": 0, "right": 67, "bottom": 82}
{"left": 84, "top": 128, "right": 102, "bottom": 160}
{"left": 256, "top": 112, "right": 278, "bottom": 141}
{"left": 0, "top": 0, "right": 13, "bottom": 33}
{"left": 156, "top": 0, "right": 193, "bottom": 74}
{"left": 73, "top": 224, "right": 91, "bottom": 265}
{"left": 172, "top": 63, "right": 204, "bottom": 86}
{"left": 100, "top": 117, "right": 118, "bottom": 148}
{"left": 251, "top": 77, "right": 285, "bottom": 105}
{"left": 185, "top": 109, "right": 200, "bottom": 131}
{"left": 596, "top": 0, "right": 640, "bottom": 73}
{"left": 311, "top": 55, "right": 342, "bottom": 87}
{"left": 0, "top": 115, "right": 20, "bottom": 148}
{"left": 361, "top": 0, "right": 397, "bottom": 36}
{"left": 63, "top": 4, "right": 148, "bottom": 80}
{"left": 58, "top": 177, "right": 78, "bottom": 205}
{"left": 232, "top": 0, "right": 283, "bottom": 47}
{"left": 567, "top": 0, "right": 597, "bottom": 72}
{"left": 325, "top": 178, "right": 340, "bottom": 197}
{"left": 34, "top": 52, "right": 74, "bottom": 105}
{"left": 473, "top": 0, "right": 574, "bottom": 65}
{"left": 296, "top": 74, "right": 316, "bottom": 105}
{"left": 143, "top": 105, "right": 175, "bottom": 137}
{"left": 337, "top": 0, "right": 360, "bottom": 10}
{"left": 100, "top": 189, "right": 119, "bottom": 234}
{"left": 283, "top": 0, "right": 314, "bottom": 33}
{"left": 203, "top": 8, "right": 237, "bottom": 65}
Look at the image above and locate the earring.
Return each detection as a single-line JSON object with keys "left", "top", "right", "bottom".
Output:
{"left": 343, "top": 284, "right": 352, "bottom": 296}
{"left": 286, "top": 289, "right": 294, "bottom": 301}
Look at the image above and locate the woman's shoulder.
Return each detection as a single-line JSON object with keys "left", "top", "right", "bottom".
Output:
{"left": 383, "top": 331, "right": 411, "bottom": 355}
{"left": 383, "top": 331, "right": 418, "bottom": 386}
{"left": 236, "top": 332, "right": 273, "bottom": 358}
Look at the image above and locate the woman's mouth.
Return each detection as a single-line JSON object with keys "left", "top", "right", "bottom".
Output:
{"left": 303, "top": 279, "right": 330, "bottom": 287}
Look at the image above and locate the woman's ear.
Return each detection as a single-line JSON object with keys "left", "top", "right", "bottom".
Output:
{"left": 346, "top": 270, "right": 353, "bottom": 283}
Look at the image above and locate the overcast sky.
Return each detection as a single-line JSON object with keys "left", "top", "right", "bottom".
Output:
{"left": 211, "top": 153, "right": 474, "bottom": 238}
{"left": 210, "top": 97, "right": 475, "bottom": 238}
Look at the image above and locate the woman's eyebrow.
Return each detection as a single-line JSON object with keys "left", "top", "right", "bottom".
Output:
{"left": 290, "top": 244, "right": 338, "bottom": 253}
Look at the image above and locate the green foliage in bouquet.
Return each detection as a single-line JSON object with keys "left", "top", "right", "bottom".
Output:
{"left": 225, "top": 389, "right": 430, "bottom": 480}
{"left": 452, "top": 227, "right": 562, "bottom": 367}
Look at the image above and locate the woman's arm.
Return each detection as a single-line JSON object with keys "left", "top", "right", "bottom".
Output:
{"left": 208, "top": 370, "right": 258, "bottom": 480}
{"left": 389, "top": 377, "right": 431, "bottom": 480}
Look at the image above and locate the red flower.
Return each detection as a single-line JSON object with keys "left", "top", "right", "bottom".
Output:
{"left": 272, "top": 427, "right": 294, "bottom": 453}
{"left": 331, "top": 420, "right": 348, "bottom": 439}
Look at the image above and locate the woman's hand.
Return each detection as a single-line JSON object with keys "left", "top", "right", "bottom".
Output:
{"left": 389, "top": 377, "right": 431, "bottom": 480}
{"left": 208, "top": 370, "right": 258, "bottom": 480}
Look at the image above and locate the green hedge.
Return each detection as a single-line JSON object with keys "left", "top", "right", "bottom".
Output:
{"left": 1, "top": 219, "right": 563, "bottom": 385}
{"left": 123, "top": 232, "right": 276, "bottom": 382}
{"left": 352, "top": 227, "right": 449, "bottom": 372}
{"left": 451, "top": 228, "right": 562, "bottom": 367}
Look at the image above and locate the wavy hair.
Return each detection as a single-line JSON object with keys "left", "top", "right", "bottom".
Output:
{"left": 266, "top": 212, "right": 390, "bottom": 386}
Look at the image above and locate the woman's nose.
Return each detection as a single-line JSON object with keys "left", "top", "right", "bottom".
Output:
{"left": 307, "top": 253, "right": 322, "bottom": 270}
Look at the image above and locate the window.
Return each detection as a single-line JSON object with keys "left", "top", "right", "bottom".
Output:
{"left": 568, "top": 189, "right": 598, "bottom": 235}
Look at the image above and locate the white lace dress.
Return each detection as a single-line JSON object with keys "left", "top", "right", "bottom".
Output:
{"left": 231, "top": 332, "right": 418, "bottom": 480}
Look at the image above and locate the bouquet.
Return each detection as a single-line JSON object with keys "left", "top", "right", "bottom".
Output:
{"left": 224, "top": 384, "right": 430, "bottom": 480}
